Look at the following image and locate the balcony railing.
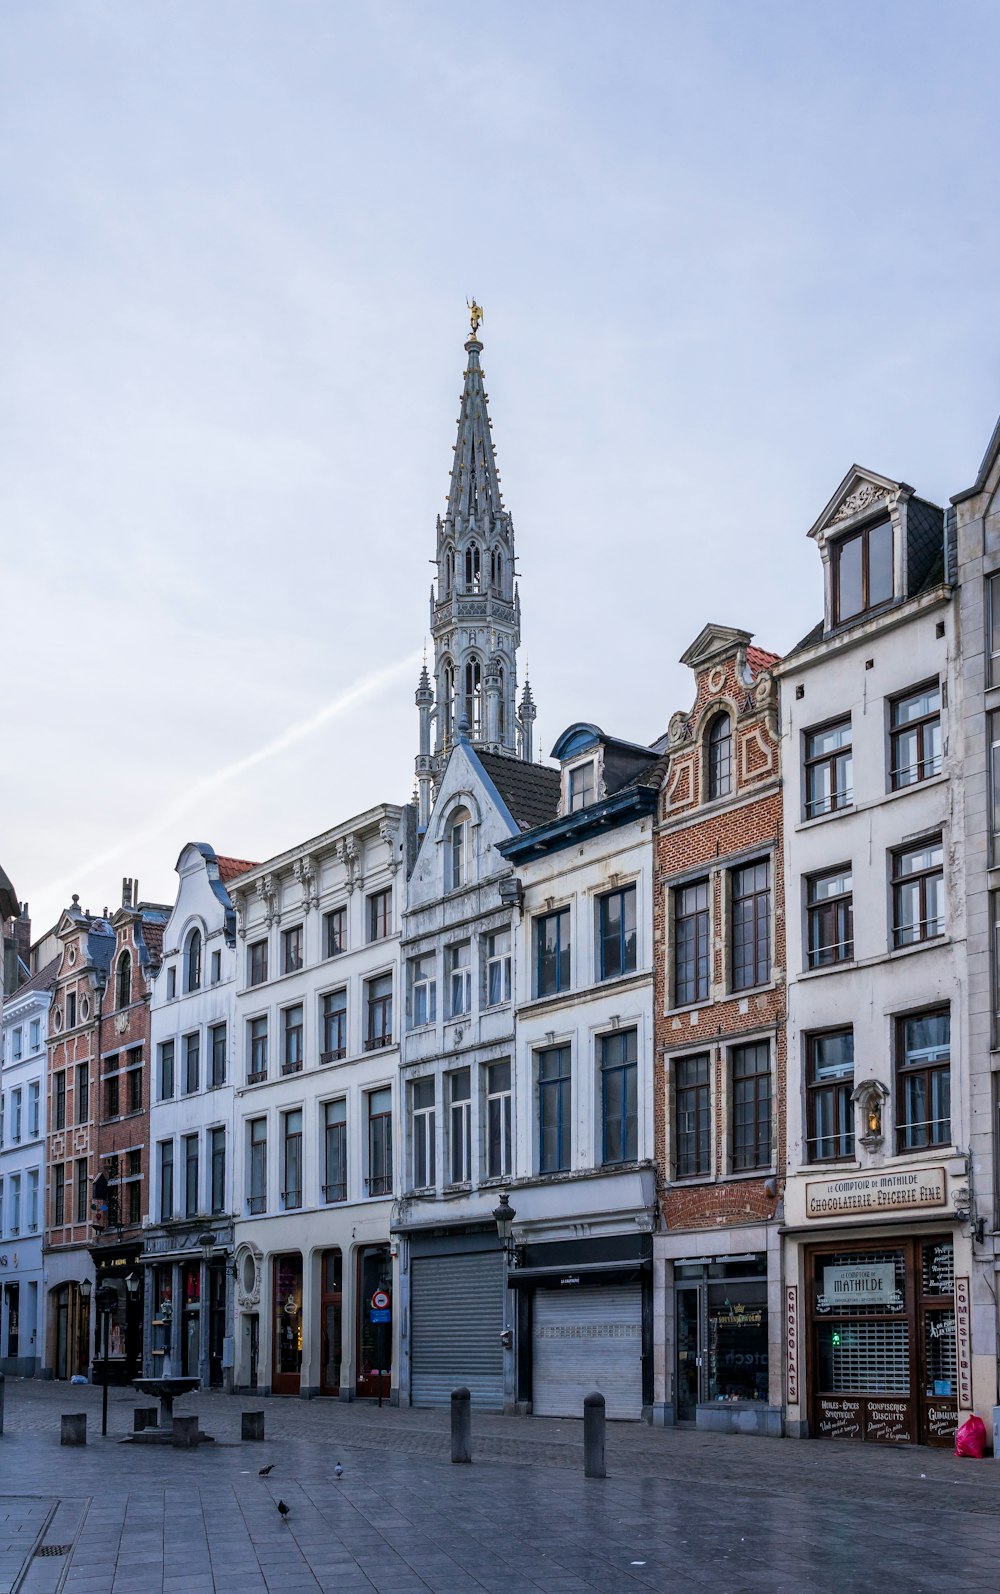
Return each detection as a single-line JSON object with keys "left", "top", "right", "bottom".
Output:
{"left": 364, "top": 1034, "right": 392, "bottom": 1052}
{"left": 281, "top": 1060, "right": 303, "bottom": 1076}
{"left": 320, "top": 1048, "right": 347, "bottom": 1064}
{"left": 323, "top": 1181, "right": 347, "bottom": 1203}
{"left": 365, "top": 1174, "right": 393, "bottom": 1197}
{"left": 247, "top": 1194, "right": 266, "bottom": 1215}
{"left": 247, "top": 1069, "right": 267, "bottom": 1085}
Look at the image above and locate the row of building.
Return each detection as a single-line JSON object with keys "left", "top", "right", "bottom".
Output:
{"left": 3, "top": 320, "right": 1000, "bottom": 1448}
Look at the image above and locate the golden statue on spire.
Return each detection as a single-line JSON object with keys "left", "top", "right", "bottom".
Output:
{"left": 467, "top": 297, "right": 483, "bottom": 339}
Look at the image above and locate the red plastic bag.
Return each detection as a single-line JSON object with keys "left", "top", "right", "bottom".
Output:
{"left": 955, "top": 1415, "right": 987, "bottom": 1458}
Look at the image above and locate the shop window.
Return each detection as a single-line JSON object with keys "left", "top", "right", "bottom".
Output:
{"left": 485, "top": 1059, "right": 512, "bottom": 1179}
{"left": 674, "top": 1053, "right": 710, "bottom": 1178}
{"left": 366, "top": 1087, "right": 392, "bottom": 1196}
{"left": 804, "top": 718, "right": 853, "bottom": 817}
{"left": 535, "top": 908, "right": 570, "bottom": 997}
{"left": 321, "top": 988, "right": 347, "bottom": 1060}
{"left": 272, "top": 1254, "right": 303, "bottom": 1395}
{"left": 410, "top": 1077, "right": 435, "bottom": 1190}
{"left": 896, "top": 1010, "right": 950, "bottom": 1151}
{"left": 324, "top": 905, "right": 347, "bottom": 958}
{"left": 707, "top": 713, "right": 732, "bottom": 801}
{"left": 806, "top": 867, "right": 854, "bottom": 968}
{"left": 356, "top": 1245, "right": 392, "bottom": 1399}
{"left": 248, "top": 938, "right": 268, "bottom": 986}
{"left": 833, "top": 516, "right": 893, "bottom": 623}
{"left": 248, "top": 1016, "right": 268, "bottom": 1083}
{"left": 601, "top": 1028, "right": 638, "bottom": 1165}
{"left": 674, "top": 880, "right": 709, "bottom": 1005}
{"left": 891, "top": 837, "right": 944, "bottom": 947}
{"left": 890, "top": 682, "right": 942, "bottom": 790}
{"left": 598, "top": 885, "right": 637, "bottom": 981}
{"left": 731, "top": 1041, "right": 771, "bottom": 1171}
{"left": 449, "top": 1068, "right": 472, "bottom": 1184}
{"left": 806, "top": 1030, "right": 854, "bottom": 1161}
{"left": 485, "top": 929, "right": 511, "bottom": 1007}
{"left": 537, "top": 1045, "right": 571, "bottom": 1173}
{"left": 321, "top": 1249, "right": 343, "bottom": 1395}
{"left": 731, "top": 860, "right": 770, "bottom": 990}
{"left": 323, "top": 1100, "right": 347, "bottom": 1203}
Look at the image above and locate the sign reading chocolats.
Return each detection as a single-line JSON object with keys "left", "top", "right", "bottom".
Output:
{"left": 786, "top": 1286, "right": 799, "bottom": 1404}
{"left": 805, "top": 1167, "right": 946, "bottom": 1218}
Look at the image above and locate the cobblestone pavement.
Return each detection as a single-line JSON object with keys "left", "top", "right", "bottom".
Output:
{"left": 1, "top": 1380, "right": 999, "bottom": 1592}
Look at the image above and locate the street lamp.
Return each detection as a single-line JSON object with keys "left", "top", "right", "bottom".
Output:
{"left": 96, "top": 1284, "right": 118, "bottom": 1437}
{"left": 493, "top": 1192, "right": 518, "bottom": 1364}
{"left": 78, "top": 1278, "right": 92, "bottom": 1382}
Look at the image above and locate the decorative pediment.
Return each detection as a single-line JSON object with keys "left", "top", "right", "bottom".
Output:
{"left": 809, "top": 466, "right": 908, "bottom": 542}
{"left": 680, "top": 623, "right": 753, "bottom": 671}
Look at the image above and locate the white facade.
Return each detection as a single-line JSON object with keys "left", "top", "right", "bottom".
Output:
{"left": 0, "top": 966, "right": 54, "bottom": 1374}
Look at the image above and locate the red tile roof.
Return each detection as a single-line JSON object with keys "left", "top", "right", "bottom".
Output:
{"left": 216, "top": 856, "right": 259, "bottom": 883}
{"left": 746, "top": 645, "right": 781, "bottom": 678}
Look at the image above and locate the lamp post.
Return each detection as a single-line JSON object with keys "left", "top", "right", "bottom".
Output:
{"left": 79, "top": 1277, "right": 92, "bottom": 1380}
{"left": 198, "top": 1232, "right": 215, "bottom": 1389}
{"left": 96, "top": 1284, "right": 117, "bottom": 1436}
{"left": 493, "top": 1192, "right": 517, "bottom": 1372}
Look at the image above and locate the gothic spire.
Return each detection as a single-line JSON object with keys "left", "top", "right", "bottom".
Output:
{"left": 446, "top": 324, "right": 504, "bottom": 527}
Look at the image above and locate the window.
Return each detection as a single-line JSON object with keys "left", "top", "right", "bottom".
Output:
{"left": 116, "top": 951, "right": 132, "bottom": 1010}
{"left": 806, "top": 868, "right": 854, "bottom": 968}
{"left": 485, "top": 1060, "right": 512, "bottom": 1179}
{"left": 367, "top": 889, "right": 392, "bottom": 943}
{"left": 897, "top": 1010, "right": 951, "bottom": 1151}
{"left": 324, "top": 906, "right": 346, "bottom": 958}
{"left": 731, "top": 1041, "right": 771, "bottom": 1171}
{"left": 411, "top": 1077, "right": 436, "bottom": 1189}
{"left": 989, "top": 571, "right": 1000, "bottom": 688}
{"left": 805, "top": 719, "right": 853, "bottom": 817}
{"left": 464, "top": 656, "right": 482, "bottom": 737}
{"left": 67, "top": 991, "right": 76, "bottom": 1029}
{"left": 448, "top": 809, "right": 471, "bottom": 889}
{"left": 367, "top": 1087, "right": 392, "bottom": 1195}
{"left": 990, "top": 713, "right": 1000, "bottom": 866}
{"left": 675, "top": 1054, "right": 710, "bottom": 1177}
{"left": 54, "top": 1071, "right": 66, "bottom": 1131}
{"left": 674, "top": 880, "right": 710, "bottom": 1005}
{"left": 11, "top": 1027, "right": 22, "bottom": 1062}
{"left": 9, "top": 1172, "right": 20, "bottom": 1235}
{"left": 833, "top": 516, "right": 893, "bottom": 623}
{"left": 247, "top": 1118, "right": 267, "bottom": 1214}
{"left": 184, "top": 1134, "right": 199, "bottom": 1219}
{"left": 282, "top": 925, "right": 303, "bottom": 974}
{"left": 890, "top": 683, "right": 942, "bottom": 789}
{"left": 282, "top": 1110, "right": 303, "bottom": 1209}
{"left": 449, "top": 1069, "right": 472, "bottom": 1183}
{"left": 707, "top": 714, "right": 732, "bottom": 801}
{"left": 447, "top": 941, "right": 472, "bottom": 1017}
{"left": 209, "top": 1023, "right": 227, "bottom": 1088}
{"left": 465, "top": 540, "right": 481, "bottom": 592}
{"left": 75, "top": 1157, "right": 88, "bottom": 1224}
{"left": 127, "top": 1064, "right": 142, "bottom": 1113}
{"left": 76, "top": 1062, "right": 88, "bottom": 1123}
{"left": 441, "top": 658, "right": 455, "bottom": 746}
{"left": 282, "top": 1005, "right": 304, "bottom": 1074}
{"left": 807, "top": 1030, "right": 854, "bottom": 1161}
{"left": 248, "top": 1016, "right": 268, "bottom": 1082}
{"left": 365, "top": 973, "right": 393, "bottom": 1050}
{"left": 210, "top": 949, "right": 221, "bottom": 985}
{"left": 248, "top": 939, "right": 268, "bottom": 986}
{"left": 10, "top": 1088, "right": 21, "bottom": 1142}
{"left": 892, "top": 837, "right": 944, "bottom": 947}
{"left": 53, "top": 1164, "right": 65, "bottom": 1226}
{"left": 167, "top": 967, "right": 176, "bottom": 999}
{"left": 105, "top": 1073, "right": 120, "bottom": 1120}
{"left": 321, "top": 988, "right": 347, "bottom": 1060}
{"left": 210, "top": 1127, "right": 226, "bottom": 1215}
{"left": 158, "top": 1040, "right": 175, "bottom": 1101}
{"left": 29, "top": 1018, "right": 40, "bottom": 1051}
{"left": 410, "top": 956, "right": 436, "bottom": 1029}
{"left": 28, "top": 1081, "right": 39, "bottom": 1138}
{"left": 184, "top": 1032, "right": 200, "bottom": 1094}
{"left": 601, "top": 1029, "right": 638, "bottom": 1165}
{"left": 568, "top": 762, "right": 595, "bottom": 812}
{"left": 599, "top": 886, "right": 637, "bottom": 980}
{"left": 536, "top": 908, "right": 570, "bottom": 997}
{"left": 731, "top": 861, "right": 771, "bottom": 990}
{"left": 28, "top": 1168, "right": 39, "bottom": 1231}
{"left": 185, "top": 928, "right": 202, "bottom": 993}
{"left": 323, "top": 1099, "right": 347, "bottom": 1202}
{"left": 485, "top": 929, "right": 511, "bottom": 1007}
{"left": 538, "top": 1045, "right": 571, "bottom": 1173}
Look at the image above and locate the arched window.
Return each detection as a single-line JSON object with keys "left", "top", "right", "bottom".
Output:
{"left": 465, "top": 542, "right": 481, "bottom": 592}
{"left": 440, "top": 659, "right": 455, "bottom": 747}
{"left": 116, "top": 950, "right": 132, "bottom": 1011}
{"left": 185, "top": 928, "right": 202, "bottom": 993}
{"left": 464, "top": 657, "right": 482, "bottom": 737}
{"left": 443, "top": 544, "right": 455, "bottom": 596}
{"left": 490, "top": 546, "right": 503, "bottom": 592}
{"left": 707, "top": 713, "right": 733, "bottom": 800}
{"left": 448, "top": 808, "right": 471, "bottom": 891}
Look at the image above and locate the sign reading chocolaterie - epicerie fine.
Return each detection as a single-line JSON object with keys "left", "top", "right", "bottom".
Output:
{"left": 805, "top": 1168, "right": 946, "bottom": 1218}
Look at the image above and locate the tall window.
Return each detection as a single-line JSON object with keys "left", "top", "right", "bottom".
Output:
{"left": 184, "top": 1032, "right": 200, "bottom": 1094}
{"left": 568, "top": 762, "right": 595, "bottom": 811}
{"left": 485, "top": 929, "right": 511, "bottom": 1006}
{"left": 731, "top": 860, "right": 770, "bottom": 990}
{"left": 599, "top": 886, "right": 637, "bottom": 980}
{"left": 105, "top": 1073, "right": 120, "bottom": 1120}
{"left": 448, "top": 809, "right": 471, "bottom": 890}
{"left": 282, "top": 925, "right": 303, "bottom": 974}
{"left": 167, "top": 967, "right": 176, "bottom": 999}
{"left": 248, "top": 1016, "right": 268, "bottom": 1082}
{"left": 833, "top": 516, "right": 893, "bottom": 623}
{"left": 897, "top": 1010, "right": 951, "bottom": 1150}
{"left": 807, "top": 1030, "right": 854, "bottom": 1161}
{"left": 323, "top": 1099, "right": 347, "bottom": 1202}
{"left": 536, "top": 908, "right": 570, "bottom": 997}
{"left": 67, "top": 991, "right": 76, "bottom": 1028}
{"left": 322, "top": 988, "right": 347, "bottom": 1059}
{"left": 601, "top": 1029, "right": 638, "bottom": 1165}
{"left": 485, "top": 1059, "right": 512, "bottom": 1179}
{"left": 410, "top": 957, "right": 436, "bottom": 1028}
{"left": 707, "top": 714, "right": 732, "bottom": 800}
{"left": 731, "top": 1041, "right": 771, "bottom": 1171}
{"left": 11, "top": 1088, "right": 21, "bottom": 1143}
{"left": 538, "top": 1045, "right": 571, "bottom": 1173}
{"left": 411, "top": 1077, "right": 435, "bottom": 1189}
{"left": 248, "top": 939, "right": 268, "bottom": 986}
{"left": 675, "top": 1054, "right": 710, "bottom": 1177}
{"left": 183, "top": 1134, "right": 199, "bottom": 1219}
{"left": 988, "top": 571, "right": 1000, "bottom": 688}
{"left": 806, "top": 867, "right": 854, "bottom": 968}
{"left": 674, "top": 880, "right": 710, "bottom": 1005}
{"left": 890, "top": 683, "right": 942, "bottom": 790}
{"left": 324, "top": 906, "right": 346, "bottom": 958}
{"left": 158, "top": 1040, "right": 175, "bottom": 1101}
{"left": 75, "top": 1158, "right": 88, "bottom": 1224}
{"left": 11, "top": 1027, "right": 22, "bottom": 1061}
{"left": 464, "top": 656, "right": 483, "bottom": 736}
{"left": 54, "top": 1071, "right": 66, "bottom": 1131}
{"left": 210, "top": 1127, "right": 226, "bottom": 1215}
{"left": 209, "top": 1023, "right": 227, "bottom": 1088}
{"left": 892, "top": 837, "right": 944, "bottom": 947}
{"left": 367, "top": 889, "right": 392, "bottom": 943}
{"left": 365, "top": 974, "right": 393, "bottom": 1050}
{"left": 282, "top": 1111, "right": 303, "bottom": 1209}
{"left": 28, "top": 1168, "right": 39, "bottom": 1230}
{"left": 28, "top": 1081, "right": 39, "bottom": 1138}
{"left": 52, "top": 1164, "right": 65, "bottom": 1226}
{"left": 449, "top": 1069, "right": 472, "bottom": 1183}
{"left": 185, "top": 928, "right": 202, "bottom": 993}
{"left": 805, "top": 718, "right": 853, "bottom": 817}
{"left": 990, "top": 712, "right": 1000, "bottom": 867}
{"left": 441, "top": 659, "right": 455, "bottom": 747}
{"left": 282, "top": 1005, "right": 304, "bottom": 1075}
{"left": 76, "top": 1062, "right": 88, "bottom": 1123}
{"left": 447, "top": 941, "right": 472, "bottom": 1017}
{"left": 116, "top": 951, "right": 132, "bottom": 1010}
{"left": 210, "top": 949, "right": 221, "bottom": 985}
{"left": 9, "top": 1172, "right": 20, "bottom": 1234}
{"left": 367, "top": 1087, "right": 392, "bottom": 1195}
{"left": 127, "top": 1061, "right": 142, "bottom": 1113}
{"left": 465, "top": 541, "right": 481, "bottom": 591}
{"left": 247, "top": 1118, "right": 267, "bottom": 1214}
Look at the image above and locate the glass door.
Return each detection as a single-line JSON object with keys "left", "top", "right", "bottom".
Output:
{"left": 356, "top": 1245, "right": 391, "bottom": 1399}
{"left": 676, "top": 1285, "right": 704, "bottom": 1420}
{"left": 272, "top": 1253, "right": 303, "bottom": 1395}
{"left": 320, "top": 1249, "right": 342, "bottom": 1396}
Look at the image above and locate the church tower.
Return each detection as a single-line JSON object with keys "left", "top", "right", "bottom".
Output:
{"left": 415, "top": 305, "right": 536, "bottom": 829}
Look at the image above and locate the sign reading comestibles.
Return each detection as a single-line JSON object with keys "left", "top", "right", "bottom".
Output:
{"left": 805, "top": 1168, "right": 946, "bottom": 1218}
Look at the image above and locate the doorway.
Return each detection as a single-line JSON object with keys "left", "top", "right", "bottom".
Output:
{"left": 272, "top": 1253, "right": 303, "bottom": 1395}
{"left": 320, "top": 1249, "right": 342, "bottom": 1396}
{"left": 674, "top": 1255, "right": 769, "bottom": 1421}
{"left": 355, "top": 1245, "right": 391, "bottom": 1399}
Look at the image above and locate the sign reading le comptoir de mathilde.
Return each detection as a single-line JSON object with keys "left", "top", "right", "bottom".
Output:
{"left": 806, "top": 1167, "right": 946, "bottom": 1218}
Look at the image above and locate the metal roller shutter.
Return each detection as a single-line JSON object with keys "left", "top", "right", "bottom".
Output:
{"left": 411, "top": 1251, "right": 505, "bottom": 1409}
{"left": 532, "top": 1285, "right": 643, "bottom": 1420}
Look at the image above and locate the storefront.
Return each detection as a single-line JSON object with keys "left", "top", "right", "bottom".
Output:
{"left": 674, "top": 1254, "right": 770, "bottom": 1419}
{"left": 90, "top": 1242, "right": 143, "bottom": 1385}
{"left": 272, "top": 1252, "right": 303, "bottom": 1395}
{"left": 356, "top": 1244, "right": 393, "bottom": 1400}
{"left": 143, "top": 1222, "right": 235, "bottom": 1389}
{"left": 407, "top": 1228, "right": 504, "bottom": 1410}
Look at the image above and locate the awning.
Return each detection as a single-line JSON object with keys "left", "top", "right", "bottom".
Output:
{"left": 507, "top": 1259, "right": 651, "bottom": 1289}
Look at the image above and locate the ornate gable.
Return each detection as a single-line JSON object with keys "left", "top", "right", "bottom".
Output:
{"left": 808, "top": 466, "right": 909, "bottom": 544}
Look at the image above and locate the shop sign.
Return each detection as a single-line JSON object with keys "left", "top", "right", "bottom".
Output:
{"left": 805, "top": 1167, "right": 946, "bottom": 1218}
{"left": 785, "top": 1286, "right": 799, "bottom": 1405}
{"left": 955, "top": 1275, "right": 972, "bottom": 1409}
{"left": 865, "top": 1400, "right": 911, "bottom": 1444}
{"left": 818, "top": 1263, "right": 901, "bottom": 1312}
{"left": 816, "top": 1396, "right": 862, "bottom": 1440}
{"left": 926, "top": 1402, "right": 958, "bottom": 1441}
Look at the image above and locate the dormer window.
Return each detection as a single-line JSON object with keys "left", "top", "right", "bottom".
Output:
{"left": 833, "top": 517, "right": 893, "bottom": 624}
{"left": 448, "top": 808, "right": 471, "bottom": 890}
{"left": 707, "top": 713, "right": 732, "bottom": 801}
{"left": 185, "top": 928, "right": 202, "bottom": 993}
{"left": 568, "top": 762, "right": 595, "bottom": 812}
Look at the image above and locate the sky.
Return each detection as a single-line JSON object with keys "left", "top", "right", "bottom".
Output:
{"left": 3, "top": 0, "right": 1000, "bottom": 939}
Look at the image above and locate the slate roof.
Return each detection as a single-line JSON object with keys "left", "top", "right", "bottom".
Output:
{"left": 5, "top": 954, "right": 59, "bottom": 1002}
{"left": 216, "top": 856, "right": 259, "bottom": 883}
{"left": 475, "top": 751, "right": 562, "bottom": 832}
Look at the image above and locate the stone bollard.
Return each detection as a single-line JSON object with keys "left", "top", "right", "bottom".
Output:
{"left": 133, "top": 1406, "right": 158, "bottom": 1433}
{"left": 61, "top": 1413, "right": 87, "bottom": 1447}
{"left": 583, "top": 1392, "right": 606, "bottom": 1479}
{"left": 242, "top": 1411, "right": 265, "bottom": 1442}
{"left": 171, "top": 1415, "right": 200, "bottom": 1449}
{"left": 451, "top": 1386, "right": 472, "bottom": 1464}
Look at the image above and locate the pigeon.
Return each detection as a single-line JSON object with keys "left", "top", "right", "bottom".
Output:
{"left": 258, "top": 1464, "right": 275, "bottom": 1477}
{"left": 334, "top": 1463, "right": 344, "bottom": 1479}
{"left": 277, "top": 1500, "right": 290, "bottom": 1521}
